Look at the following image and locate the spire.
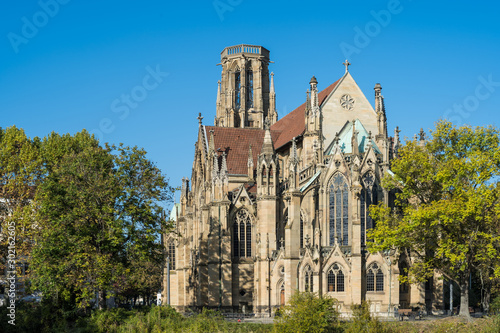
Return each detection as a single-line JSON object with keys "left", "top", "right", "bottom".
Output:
{"left": 209, "top": 129, "right": 215, "bottom": 154}
{"left": 247, "top": 144, "right": 254, "bottom": 181}
{"left": 212, "top": 152, "right": 219, "bottom": 180}
{"left": 270, "top": 72, "right": 275, "bottom": 93}
{"left": 216, "top": 80, "right": 221, "bottom": 106}
{"left": 394, "top": 126, "right": 401, "bottom": 157}
{"left": 310, "top": 76, "right": 319, "bottom": 115}
{"left": 374, "top": 83, "right": 387, "bottom": 138}
{"left": 305, "top": 89, "right": 311, "bottom": 116}
{"left": 261, "top": 117, "right": 274, "bottom": 157}
{"left": 269, "top": 72, "right": 277, "bottom": 125}
{"left": 221, "top": 151, "right": 228, "bottom": 177}
{"left": 290, "top": 137, "right": 299, "bottom": 167}
{"left": 351, "top": 120, "right": 359, "bottom": 156}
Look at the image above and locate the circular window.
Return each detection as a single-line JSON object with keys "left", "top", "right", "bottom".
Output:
{"left": 340, "top": 94, "right": 355, "bottom": 111}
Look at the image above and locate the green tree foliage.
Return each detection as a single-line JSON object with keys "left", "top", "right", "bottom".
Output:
{"left": 0, "top": 126, "right": 42, "bottom": 277}
{"left": 344, "top": 302, "right": 387, "bottom": 333}
{"left": 29, "top": 131, "right": 174, "bottom": 308}
{"left": 369, "top": 120, "right": 500, "bottom": 319}
{"left": 274, "top": 292, "right": 341, "bottom": 333}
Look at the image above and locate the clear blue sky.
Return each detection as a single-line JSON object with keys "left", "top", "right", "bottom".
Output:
{"left": 2, "top": 1, "right": 500, "bottom": 206}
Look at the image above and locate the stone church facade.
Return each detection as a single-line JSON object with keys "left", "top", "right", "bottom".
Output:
{"left": 164, "top": 44, "right": 443, "bottom": 316}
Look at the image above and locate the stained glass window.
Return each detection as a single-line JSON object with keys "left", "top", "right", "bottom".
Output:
{"left": 234, "top": 209, "right": 252, "bottom": 258}
{"left": 235, "top": 70, "right": 241, "bottom": 110}
{"left": 247, "top": 70, "right": 253, "bottom": 108}
{"left": 300, "top": 212, "right": 304, "bottom": 248}
{"left": 329, "top": 173, "right": 349, "bottom": 246}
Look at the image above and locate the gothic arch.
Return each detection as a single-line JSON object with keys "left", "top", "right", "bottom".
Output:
{"left": 276, "top": 279, "right": 285, "bottom": 307}
{"left": 232, "top": 208, "right": 253, "bottom": 258}
{"left": 303, "top": 265, "right": 314, "bottom": 292}
{"left": 326, "top": 263, "right": 346, "bottom": 293}
{"left": 366, "top": 262, "right": 385, "bottom": 292}
{"left": 360, "top": 171, "right": 379, "bottom": 246}
{"left": 327, "top": 172, "right": 350, "bottom": 246}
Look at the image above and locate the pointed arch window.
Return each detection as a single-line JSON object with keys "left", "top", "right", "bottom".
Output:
{"left": 247, "top": 69, "right": 253, "bottom": 108}
{"left": 366, "top": 263, "right": 384, "bottom": 292}
{"left": 167, "top": 240, "right": 176, "bottom": 270}
{"left": 235, "top": 70, "right": 241, "bottom": 110}
{"left": 304, "top": 265, "right": 313, "bottom": 292}
{"left": 300, "top": 212, "right": 304, "bottom": 248}
{"left": 327, "top": 263, "right": 345, "bottom": 292}
{"left": 329, "top": 173, "right": 349, "bottom": 246}
{"left": 233, "top": 209, "right": 252, "bottom": 258}
{"left": 360, "top": 173, "right": 378, "bottom": 246}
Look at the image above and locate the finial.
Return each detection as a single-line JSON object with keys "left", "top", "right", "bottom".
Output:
{"left": 264, "top": 116, "right": 271, "bottom": 130}
{"left": 343, "top": 59, "right": 351, "bottom": 73}
{"left": 419, "top": 128, "right": 426, "bottom": 141}
{"left": 197, "top": 112, "right": 203, "bottom": 125}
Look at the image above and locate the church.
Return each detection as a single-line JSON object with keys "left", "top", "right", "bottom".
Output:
{"left": 164, "top": 44, "right": 443, "bottom": 316}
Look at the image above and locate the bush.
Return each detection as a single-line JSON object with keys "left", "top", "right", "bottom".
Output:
{"left": 274, "top": 292, "right": 341, "bottom": 333}
{"left": 344, "top": 301, "right": 387, "bottom": 333}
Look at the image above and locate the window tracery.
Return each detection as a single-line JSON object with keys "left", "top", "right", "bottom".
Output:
{"left": 233, "top": 209, "right": 252, "bottom": 258}
{"left": 327, "top": 263, "right": 345, "bottom": 292}
{"left": 366, "top": 263, "right": 384, "bottom": 292}
{"left": 329, "top": 173, "right": 349, "bottom": 246}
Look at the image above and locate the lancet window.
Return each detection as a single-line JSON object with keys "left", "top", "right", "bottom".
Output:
{"left": 233, "top": 209, "right": 252, "bottom": 258}
{"left": 327, "top": 263, "right": 345, "bottom": 292}
{"left": 247, "top": 70, "right": 253, "bottom": 108}
{"left": 366, "top": 263, "right": 384, "bottom": 292}
{"left": 235, "top": 70, "right": 241, "bottom": 110}
{"left": 329, "top": 173, "right": 349, "bottom": 246}
{"left": 360, "top": 172, "right": 378, "bottom": 246}
{"left": 167, "top": 240, "right": 176, "bottom": 270}
{"left": 304, "top": 265, "right": 313, "bottom": 292}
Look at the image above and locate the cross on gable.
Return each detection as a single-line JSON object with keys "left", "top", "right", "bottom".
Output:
{"left": 343, "top": 59, "right": 351, "bottom": 73}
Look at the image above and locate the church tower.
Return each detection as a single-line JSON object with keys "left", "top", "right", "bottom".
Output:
{"left": 215, "top": 44, "right": 277, "bottom": 129}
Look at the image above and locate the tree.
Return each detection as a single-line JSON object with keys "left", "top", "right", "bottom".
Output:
{"left": 32, "top": 131, "right": 123, "bottom": 308}
{"left": 369, "top": 120, "right": 500, "bottom": 320}
{"left": 274, "top": 292, "right": 341, "bottom": 333}
{"left": 31, "top": 132, "right": 174, "bottom": 309}
{"left": 0, "top": 126, "right": 42, "bottom": 291}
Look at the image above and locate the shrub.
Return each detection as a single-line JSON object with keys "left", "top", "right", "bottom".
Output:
{"left": 274, "top": 292, "right": 341, "bottom": 333}
{"left": 344, "top": 301, "right": 387, "bottom": 333}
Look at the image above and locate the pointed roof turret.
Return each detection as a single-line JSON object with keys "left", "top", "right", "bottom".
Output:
{"left": 261, "top": 117, "right": 274, "bottom": 157}
{"left": 212, "top": 152, "right": 219, "bottom": 180}
{"left": 221, "top": 151, "right": 228, "bottom": 177}
{"left": 270, "top": 72, "right": 275, "bottom": 93}
{"left": 247, "top": 144, "right": 253, "bottom": 168}
{"left": 351, "top": 120, "right": 359, "bottom": 156}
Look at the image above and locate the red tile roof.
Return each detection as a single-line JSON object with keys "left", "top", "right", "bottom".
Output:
{"left": 205, "top": 126, "right": 280, "bottom": 175}
{"left": 271, "top": 79, "right": 340, "bottom": 149}
{"left": 204, "top": 78, "right": 340, "bottom": 175}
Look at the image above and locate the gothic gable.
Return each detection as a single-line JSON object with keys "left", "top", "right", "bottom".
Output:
{"left": 321, "top": 72, "right": 378, "bottom": 148}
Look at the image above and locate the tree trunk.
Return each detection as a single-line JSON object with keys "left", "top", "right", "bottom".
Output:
{"left": 458, "top": 277, "right": 471, "bottom": 320}
{"left": 98, "top": 289, "right": 107, "bottom": 310}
